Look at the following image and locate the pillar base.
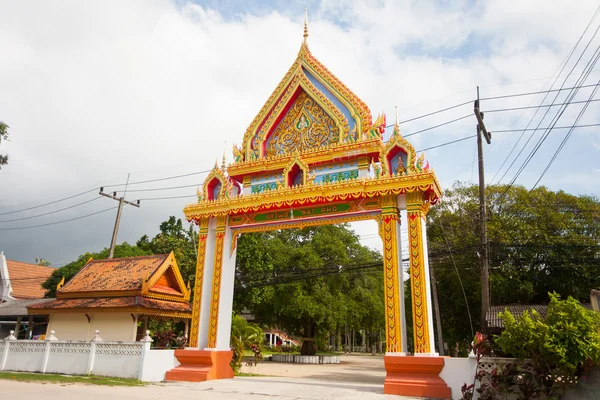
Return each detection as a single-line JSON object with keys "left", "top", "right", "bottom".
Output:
{"left": 384, "top": 354, "right": 451, "bottom": 399}
{"left": 165, "top": 349, "right": 234, "bottom": 382}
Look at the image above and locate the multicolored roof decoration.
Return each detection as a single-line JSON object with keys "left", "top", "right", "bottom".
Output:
{"left": 186, "top": 15, "right": 441, "bottom": 221}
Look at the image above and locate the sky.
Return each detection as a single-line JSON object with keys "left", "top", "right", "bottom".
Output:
{"left": 0, "top": 0, "right": 599, "bottom": 266}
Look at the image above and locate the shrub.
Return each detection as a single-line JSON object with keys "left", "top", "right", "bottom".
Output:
{"left": 494, "top": 293, "right": 600, "bottom": 397}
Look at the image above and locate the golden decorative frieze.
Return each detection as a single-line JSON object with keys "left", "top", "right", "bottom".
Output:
{"left": 185, "top": 173, "right": 440, "bottom": 220}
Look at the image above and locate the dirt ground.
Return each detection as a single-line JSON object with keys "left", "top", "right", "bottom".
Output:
{"left": 240, "top": 353, "right": 386, "bottom": 384}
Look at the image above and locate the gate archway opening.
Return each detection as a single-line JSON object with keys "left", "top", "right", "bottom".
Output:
{"left": 165, "top": 19, "right": 451, "bottom": 399}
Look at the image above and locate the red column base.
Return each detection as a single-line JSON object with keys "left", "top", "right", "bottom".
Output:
{"left": 384, "top": 355, "right": 451, "bottom": 399}
{"left": 165, "top": 349, "right": 234, "bottom": 382}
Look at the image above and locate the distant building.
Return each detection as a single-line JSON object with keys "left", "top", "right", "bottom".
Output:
{"left": 0, "top": 251, "right": 54, "bottom": 301}
{"left": 28, "top": 252, "right": 192, "bottom": 341}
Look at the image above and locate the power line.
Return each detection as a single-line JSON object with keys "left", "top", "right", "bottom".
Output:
{"left": 0, "top": 197, "right": 101, "bottom": 224}
{"left": 0, "top": 188, "right": 99, "bottom": 217}
{"left": 114, "top": 183, "right": 201, "bottom": 193}
{"left": 138, "top": 195, "right": 198, "bottom": 201}
{"left": 0, "top": 206, "right": 117, "bottom": 231}
{"left": 491, "top": 8, "right": 600, "bottom": 187}
{"left": 479, "top": 82, "right": 600, "bottom": 101}
{"left": 492, "top": 123, "right": 600, "bottom": 133}
{"left": 498, "top": 23, "right": 600, "bottom": 195}
{"left": 404, "top": 114, "right": 471, "bottom": 137}
{"left": 484, "top": 98, "right": 600, "bottom": 114}
{"left": 102, "top": 170, "right": 211, "bottom": 188}
{"left": 531, "top": 79, "right": 600, "bottom": 189}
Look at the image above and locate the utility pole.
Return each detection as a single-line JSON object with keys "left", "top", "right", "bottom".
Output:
{"left": 474, "top": 87, "right": 492, "bottom": 332}
{"left": 99, "top": 187, "right": 140, "bottom": 259}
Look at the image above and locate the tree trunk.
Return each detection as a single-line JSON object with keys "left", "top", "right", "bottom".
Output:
{"left": 337, "top": 325, "right": 342, "bottom": 352}
{"left": 351, "top": 329, "right": 355, "bottom": 353}
{"left": 345, "top": 325, "right": 350, "bottom": 353}
{"left": 300, "top": 320, "right": 317, "bottom": 355}
{"left": 361, "top": 328, "right": 366, "bottom": 352}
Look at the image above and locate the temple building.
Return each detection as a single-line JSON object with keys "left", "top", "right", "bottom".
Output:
{"left": 28, "top": 252, "right": 192, "bottom": 342}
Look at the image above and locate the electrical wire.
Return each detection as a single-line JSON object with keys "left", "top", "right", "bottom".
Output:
{"left": 484, "top": 98, "right": 600, "bottom": 113}
{"left": 479, "top": 82, "right": 600, "bottom": 101}
{"left": 102, "top": 170, "right": 211, "bottom": 188}
{"left": 499, "top": 28, "right": 600, "bottom": 195}
{"left": 491, "top": 7, "right": 600, "bottom": 186}
{"left": 0, "top": 197, "right": 101, "bottom": 224}
{"left": 531, "top": 79, "right": 600, "bottom": 188}
{"left": 0, "top": 188, "right": 99, "bottom": 217}
{"left": 0, "top": 206, "right": 117, "bottom": 231}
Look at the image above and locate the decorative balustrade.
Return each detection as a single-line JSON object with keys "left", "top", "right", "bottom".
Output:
{"left": 0, "top": 330, "right": 178, "bottom": 382}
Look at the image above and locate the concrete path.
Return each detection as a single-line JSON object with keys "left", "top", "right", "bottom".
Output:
{"left": 1, "top": 355, "right": 420, "bottom": 399}
{"left": 1, "top": 377, "right": 417, "bottom": 399}
{"left": 241, "top": 354, "right": 387, "bottom": 385}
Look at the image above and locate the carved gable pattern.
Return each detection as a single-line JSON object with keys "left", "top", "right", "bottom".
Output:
{"left": 266, "top": 91, "right": 340, "bottom": 156}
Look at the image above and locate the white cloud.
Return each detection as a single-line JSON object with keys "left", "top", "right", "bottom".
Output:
{"left": 0, "top": 0, "right": 598, "bottom": 263}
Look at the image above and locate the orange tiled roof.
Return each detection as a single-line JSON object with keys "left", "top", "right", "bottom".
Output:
{"left": 7, "top": 260, "right": 54, "bottom": 299}
{"left": 59, "top": 254, "right": 169, "bottom": 295}
{"left": 28, "top": 295, "right": 192, "bottom": 314}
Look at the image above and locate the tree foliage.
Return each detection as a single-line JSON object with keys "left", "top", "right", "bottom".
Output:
{"left": 0, "top": 121, "right": 9, "bottom": 168}
{"left": 234, "top": 224, "right": 384, "bottom": 355}
{"left": 427, "top": 182, "right": 600, "bottom": 349}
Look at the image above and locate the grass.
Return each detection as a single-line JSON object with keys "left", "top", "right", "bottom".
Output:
{"left": 235, "top": 372, "right": 273, "bottom": 377}
{"left": 0, "top": 371, "right": 144, "bottom": 386}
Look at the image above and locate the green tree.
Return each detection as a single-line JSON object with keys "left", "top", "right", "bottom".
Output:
{"left": 42, "top": 242, "right": 150, "bottom": 297}
{"left": 0, "top": 121, "right": 9, "bottom": 168}
{"left": 234, "top": 224, "right": 383, "bottom": 355}
{"left": 427, "top": 182, "right": 600, "bottom": 349}
{"left": 36, "top": 258, "right": 51, "bottom": 266}
{"left": 137, "top": 216, "right": 198, "bottom": 284}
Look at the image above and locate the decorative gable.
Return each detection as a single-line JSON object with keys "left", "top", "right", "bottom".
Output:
{"left": 142, "top": 252, "right": 190, "bottom": 302}
{"left": 237, "top": 43, "right": 373, "bottom": 163}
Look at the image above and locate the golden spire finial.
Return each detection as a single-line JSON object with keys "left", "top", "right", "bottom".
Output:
{"left": 303, "top": 7, "right": 309, "bottom": 44}
{"left": 395, "top": 105, "right": 399, "bottom": 126}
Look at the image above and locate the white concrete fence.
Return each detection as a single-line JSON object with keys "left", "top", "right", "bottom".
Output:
{"left": 0, "top": 330, "right": 179, "bottom": 382}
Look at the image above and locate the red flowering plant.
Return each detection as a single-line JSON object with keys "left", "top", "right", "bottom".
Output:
{"left": 461, "top": 332, "right": 498, "bottom": 400}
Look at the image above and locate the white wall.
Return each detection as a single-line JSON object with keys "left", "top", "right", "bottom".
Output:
{"left": 47, "top": 314, "right": 92, "bottom": 340}
{"left": 440, "top": 357, "right": 477, "bottom": 400}
{"left": 47, "top": 313, "right": 136, "bottom": 341}
{"left": 90, "top": 314, "right": 136, "bottom": 342}
{"left": 45, "top": 342, "right": 90, "bottom": 375}
{"left": 139, "top": 349, "right": 180, "bottom": 382}
{"left": 93, "top": 342, "right": 143, "bottom": 378}
{"left": 3, "top": 341, "right": 46, "bottom": 372}
{"left": 1, "top": 339, "right": 179, "bottom": 382}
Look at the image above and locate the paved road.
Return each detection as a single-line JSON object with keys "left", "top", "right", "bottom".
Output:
{"left": 2, "top": 377, "right": 416, "bottom": 400}
{"left": 240, "top": 354, "right": 387, "bottom": 385}
{"left": 1, "top": 355, "right": 420, "bottom": 399}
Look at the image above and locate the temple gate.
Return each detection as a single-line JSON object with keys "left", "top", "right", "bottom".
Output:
{"left": 165, "top": 16, "right": 451, "bottom": 398}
